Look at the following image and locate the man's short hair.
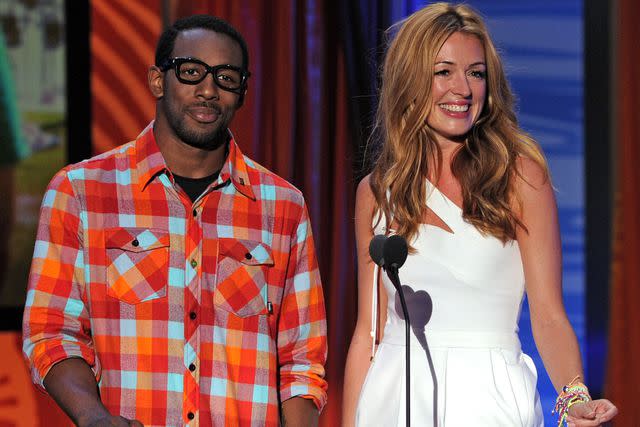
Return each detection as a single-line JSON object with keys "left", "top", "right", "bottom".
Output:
{"left": 155, "top": 15, "right": 249, "bottom": 71}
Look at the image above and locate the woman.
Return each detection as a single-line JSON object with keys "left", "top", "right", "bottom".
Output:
{"left": 342, "top": 3, "right": 617, "bottom": 426}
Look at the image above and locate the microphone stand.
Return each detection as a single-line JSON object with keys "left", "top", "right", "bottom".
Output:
{"left": 385, "top": 264, "right": 411, "bottom": 427}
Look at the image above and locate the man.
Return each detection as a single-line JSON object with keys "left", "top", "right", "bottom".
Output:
{"left": 22, "top": 15, "right": 327, "bottom": 426}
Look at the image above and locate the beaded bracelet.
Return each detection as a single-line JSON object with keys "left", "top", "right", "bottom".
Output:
{"left": 552, "top": 375, "right": 591, "bottom": 427}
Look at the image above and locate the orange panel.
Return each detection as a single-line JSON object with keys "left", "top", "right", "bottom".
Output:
{"left": 91, "top": 0, "right": 162, "bottom": 154}
{"left": 0, "top": 332, "right": 70, "bottom": 426}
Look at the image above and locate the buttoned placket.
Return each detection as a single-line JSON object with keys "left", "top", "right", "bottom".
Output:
{"left": 185, "top": 190, "right": 205, "bottom": 425}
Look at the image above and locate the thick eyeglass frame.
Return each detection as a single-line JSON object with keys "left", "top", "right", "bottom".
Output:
{"left": 160, "top": 57, "right": 251, "bottom": 94}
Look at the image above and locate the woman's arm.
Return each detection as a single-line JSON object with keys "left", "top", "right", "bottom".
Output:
{"left": 515, "top": 157, "right": 582, "bottom": 391}
{"left": 515, "top": 158, "right": 616, "bottom": 425}
{"left": 342, "top": 176, "right": 388, "bottom": 427}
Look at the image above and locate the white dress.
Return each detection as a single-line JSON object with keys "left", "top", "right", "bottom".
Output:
{"left": 355, "top": 181, "right": 543, "bottom": 426}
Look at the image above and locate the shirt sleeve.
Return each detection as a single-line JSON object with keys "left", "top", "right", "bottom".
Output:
{"left": 22, "top": 168, "right": 100, "bottom": 389}
{"left": 277, "top": 200, "right": 328, "bottom": 411}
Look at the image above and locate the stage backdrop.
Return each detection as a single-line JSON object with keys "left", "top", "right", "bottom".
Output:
{"left": 0, "top": 1, "right": 69, "bottom": 425}
{"left": 0, "top": 0, "right": 67, "bottom": 310}
{"left": 607, "top": 0, "right": 640, "bottom": 423}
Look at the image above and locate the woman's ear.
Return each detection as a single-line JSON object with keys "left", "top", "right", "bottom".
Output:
{"left": 148, "top": 65, "right": 164, "bottom": 99}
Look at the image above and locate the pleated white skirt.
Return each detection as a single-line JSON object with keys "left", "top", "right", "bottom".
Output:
{"left": 355, "top": 330, "right": 543, "bottom": 427}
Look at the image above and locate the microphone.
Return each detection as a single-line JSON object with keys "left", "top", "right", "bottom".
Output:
{"left": 369, "top": 234, "right": 438, "bottom": 426}
{"left": 384, "top": 234, "right": 408, "bottom": 270}
{"left": 368, "top": 234, "right": 411, "bottom": 427}
{"left": 369, "top": 234, "right": 387, "bottom": 267}
{"left": 369, "top": 234, "right": 408, "bottom": 272}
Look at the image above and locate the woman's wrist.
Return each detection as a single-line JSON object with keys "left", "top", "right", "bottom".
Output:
{"left": 552, "top": 375, "right": 591, "bottom": 426}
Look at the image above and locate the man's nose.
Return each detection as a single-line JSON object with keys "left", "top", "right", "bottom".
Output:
{"left": 196, "top": 72, "right": 220, "bottom": 99}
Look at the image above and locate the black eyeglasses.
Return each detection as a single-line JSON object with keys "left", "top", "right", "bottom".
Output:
{"left": 160, "top": 57, "right": 250, "bottom": 93}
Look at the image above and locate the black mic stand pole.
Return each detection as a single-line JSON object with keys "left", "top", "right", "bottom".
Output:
{"left": 385, "top": 264, "right": 411, "bottom": 427}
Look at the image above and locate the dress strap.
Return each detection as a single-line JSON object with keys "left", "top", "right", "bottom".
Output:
{"left": 425, "top": 179, "right": 468, "bottom": 234}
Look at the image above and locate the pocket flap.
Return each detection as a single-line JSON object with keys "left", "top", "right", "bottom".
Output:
{"left": 219, "top": 238, "right": 274, "bottom": 266}
{"left": 105, "top": 227, "right": 170, "bottom": 252}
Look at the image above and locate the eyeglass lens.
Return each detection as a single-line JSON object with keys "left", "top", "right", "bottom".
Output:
{"left": 177, "top": 61, "right": 243, "bottom": 89}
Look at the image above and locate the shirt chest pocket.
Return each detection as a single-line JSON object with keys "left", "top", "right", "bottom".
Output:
{"left": 105, "top": 227, "right": 170, "bottom": 304}
{"left": 215, "top": 238, "right": 274, "bottom": 317}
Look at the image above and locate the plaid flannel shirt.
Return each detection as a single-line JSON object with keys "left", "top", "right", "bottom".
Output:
{"left": 22, "top": 123, "right": 328, "bottom": 426}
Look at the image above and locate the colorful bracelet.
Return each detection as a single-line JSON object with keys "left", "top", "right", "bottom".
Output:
{"left": 552, "top": 375, "right": 591, "bottom": 427}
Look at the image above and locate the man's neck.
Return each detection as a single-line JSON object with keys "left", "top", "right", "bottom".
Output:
{"left": 153, "top": 126, "right": 229, "bottom": 179}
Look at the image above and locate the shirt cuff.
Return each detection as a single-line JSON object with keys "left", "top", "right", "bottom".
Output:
{"left": 31, "top": 344, "right": 100, "bottom": 391}
{"left": 280, "top": 381, "right": 328, "bottom": 412}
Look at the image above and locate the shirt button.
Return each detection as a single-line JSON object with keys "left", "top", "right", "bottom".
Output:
{"left": 131, "top": 239, "right": 139, "bottom": 247}
{"left": 187, "top": 412, "right": 194, "bottom": 420}
{"left": 244, "top": 252, "right": 252, "bottom": 260}
{"left": 189, "top": 311, "right": 197, "bottom": 320}
{"left": 190, "top": 259, "right": 197, "bottom": 268}
{"left": 189, "top": 363, "right": 196, "bottom": 372}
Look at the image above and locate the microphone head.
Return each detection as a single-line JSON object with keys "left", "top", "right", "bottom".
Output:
{"left": 369, "top": 234, "right": 387, "bottom": 267}
{"left": 384, "top": 234, "right": 408, "bottom": 269}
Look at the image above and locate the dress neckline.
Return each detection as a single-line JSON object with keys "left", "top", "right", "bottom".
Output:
{"left": 425, "top": 179, "right": 463, "bottom": 212}
{"left": 424, "top": 179, "right": 467, "bottom": 234}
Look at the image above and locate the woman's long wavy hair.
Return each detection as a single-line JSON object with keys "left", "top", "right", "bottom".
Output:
{"left": 369, "top": 2, "right": 548, "bottom": 246}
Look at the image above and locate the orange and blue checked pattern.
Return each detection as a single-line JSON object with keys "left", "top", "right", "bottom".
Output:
{"left": 22, "top": 123, "right": 328, "bottom": 426}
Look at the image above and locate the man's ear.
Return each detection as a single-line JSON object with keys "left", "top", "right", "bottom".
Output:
{"left": 148, "top": 65, "right": 164, "bottom": 99}
{"left": 237, "top": 87, "right": 248, "bottom": 108}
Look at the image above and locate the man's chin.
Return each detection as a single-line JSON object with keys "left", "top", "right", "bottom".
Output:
{"left": 167, "top": 114, "right": 229, "bottom": 151}
{"left": 180, "top": 130, "right": 228, "bottom": 151}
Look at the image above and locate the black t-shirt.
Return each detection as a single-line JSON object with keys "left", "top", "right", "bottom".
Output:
{"left": 173, "top": 170, "right": 220, "bottom": 202}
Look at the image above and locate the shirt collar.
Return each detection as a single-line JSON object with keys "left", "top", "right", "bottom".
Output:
{"left": 133, "top": 122, "right": 167, "bottom": 190}
{"left": 133, "top": 122, "right": 256, "bottom": 200}
{"left": 218, "top": 129, "right": 256, "bottom": 200}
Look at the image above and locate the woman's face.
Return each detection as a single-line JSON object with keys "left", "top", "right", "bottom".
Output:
{"left": 426, "top": 31, "right": 487, "bottom": 147}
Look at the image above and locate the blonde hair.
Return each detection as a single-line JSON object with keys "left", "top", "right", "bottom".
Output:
{"left": 369, "top": 2, "right": 548, "bottom": 245}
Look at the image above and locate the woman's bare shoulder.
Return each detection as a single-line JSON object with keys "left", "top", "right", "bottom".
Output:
{"left": 356, "top": 174, "right": 377, "bottom": 210}
{"left": 514, "top": 155, "right": 549, "bottom": 190}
